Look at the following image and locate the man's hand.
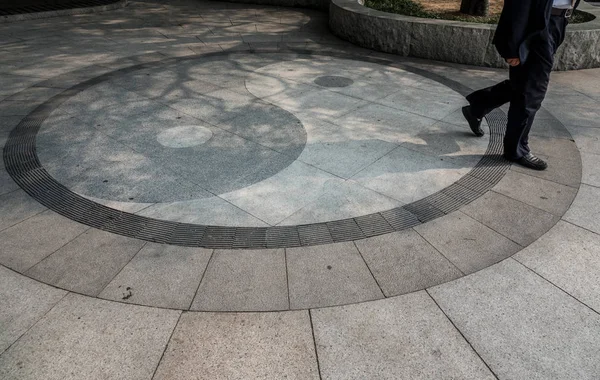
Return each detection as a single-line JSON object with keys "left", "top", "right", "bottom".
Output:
{"left": 506, "top": 58, "right": 521, "bottom": 66}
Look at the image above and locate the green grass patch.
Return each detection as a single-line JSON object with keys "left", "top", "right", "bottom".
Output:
{"left": 363, "top": 0, "right": 595, "bottom": 24}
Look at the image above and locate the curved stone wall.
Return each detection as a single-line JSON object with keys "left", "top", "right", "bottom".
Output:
{"left": 224, "top": 0, "right": 329, "bottom": 10}
{"left": 329, "top": 0, "right": 600, "bottom": 70}
{"left": 0, "top": 0, "right": 127, "bottom": 23}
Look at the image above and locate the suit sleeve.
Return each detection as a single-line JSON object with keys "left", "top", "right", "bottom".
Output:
{"left": 494, "top": 0, "right": 533, "bottom": 59}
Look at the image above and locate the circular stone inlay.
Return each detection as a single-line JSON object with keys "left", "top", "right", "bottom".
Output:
{"left": 157, "top": 125, "right": 213, "bottom": 148}
{"left": 4, "top": 51, "right": 515, "bottom": 250}
{"left": 314, "top": 75, "right": 354, "bottom": 88}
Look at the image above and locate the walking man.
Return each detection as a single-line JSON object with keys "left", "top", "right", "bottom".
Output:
{"left": 462, "top": 0, "right": 579, "bottom": 170}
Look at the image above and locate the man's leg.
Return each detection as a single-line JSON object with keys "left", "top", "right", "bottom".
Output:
{"left": 462, "top": 79, "right": 513, "bottom": 137}
{"left": 466, "top": 80, "right": 512, "bottom": 118}
{"left": 504, "top": 16, "right": 567, "bottom": 164}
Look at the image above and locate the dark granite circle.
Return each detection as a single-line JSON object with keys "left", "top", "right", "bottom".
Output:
{"left": 37, "top": 68, "right": 308, "bottom": 203}
{"left": 3, "top": 50, "right": 518, "bottom": 249}
{"left": 314, "top": 75, "right": 354, "bottom": 88}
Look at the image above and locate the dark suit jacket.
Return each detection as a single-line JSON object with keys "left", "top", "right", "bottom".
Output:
{"left": 493, "top": 0, "right": 581, "bottom": 62}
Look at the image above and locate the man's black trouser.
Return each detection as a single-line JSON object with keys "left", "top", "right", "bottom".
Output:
{"left": 466, "top": 15, "right": 568, "bottom": 160}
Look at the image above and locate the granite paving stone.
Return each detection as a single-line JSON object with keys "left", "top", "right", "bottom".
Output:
{"left": 319, "top": 101, "right": 439, "bottom": 146}
{"left": 191, "top": 249, "right": 288, "bottom": 311}
{"left": 352, "top": 146, "right": 471, "bottom": 204}
{"left": 25, "top": 229, "right": 146, "bottom": 296}
{"left": 279, "top": 179, "right": 402, "bottom": 226}
{"left": 216, "top": 101, "right": 307, "bottom": 158}
{"left": 415, "top": 212, "right": 522, "bottom": 274}
{"left": 566, "top": 124, "right": 600, "bottom": 154}
{"left": 580, "top": 152, "right": 600, "bottom": 187}
{"left": 528, "top": 116, "right": 574, "bottom": 139}
{"left": 153, "top": 311, "right": 319, "bottom": 380}
{"left": 461, "top": 191, "right": 559, "bottom": 246}
{"left": 0, "top": 169, "right": 19, "bottom": 196}
{"left": 0, "top": 190, "right": 47, "bottom": 232}
{"left": 493, "top": 170, "right": 578, "bottom": 216}
{"left": 527, "top": 135, "right": 580, "bottom": 160}
{"left": 311, "top": 292, "right": 496, "bottom": 380}
{"left": 297, "top": 131, "right": 398, "bottom": 179}
{"left": 430, "top": 259, "right": 600, "bottom": 380}
{"left": 544, "top": 102, "right": 600, "bottom": 128}
{"left": 0, "top": 293, "right": 180, "bottom": 380}
{"left": 221, "top": 160, "right": 339, "bottom": 226}
{"left": 99, "top": 244, "right": 212, "bottom": 309}
{"left": 400, "top": 120, "right": 490, "bottom": 168}
{"left": 375, "top": 86, "right": 465, "bottom": 120}
{"left": 0, "top": 266, "right": 67, "bottom": 354}
{"left": 136, "top": 196, "right": 270, "bottom": 226}
{"left": 514, "top": 221, "right": 600, "bottom": 313}
{"left": 354, "top": 230, "right": 462, "bottom": 296}
{"left": 286, "top": 242, "right": 383, "bottom": 309}
{"left": 563, "top": 184, "right": 600, "bottom": 234}
{"left": 0, "top": 210, "right": 89, "bottom": 273}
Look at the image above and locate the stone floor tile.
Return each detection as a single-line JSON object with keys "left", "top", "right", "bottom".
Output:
{"left": 0, "top": 190, "right": 47, "bottom": 232}
{"left": 221, "top": 161, "right": 338, "bottom": 226}
{"left": 136, "top": 197, "right": 270, "bottom": 226}
{"left": 153, "top": 310, "right": 319, "bottom": 380}
{"left": 430, "top": 259, "right": 600, "bottom": 380}
{"left": 415, "top": 212, "right": 522, "bottom": 274}
{"left": 563, "top": 184, "right": 600, "bottom": 234}
{"left": 528, "top": 115, "right": 575, "bottom": 139}
{"left": 352, "top": 146, "right": 471, "bottom": 204}
{"left": 99, "top": 244, "right": 212, "bottom": 309}
{"left": 311, "top": 292, "right": 496, "bottom": 380}
{"left": 332, "top": 102, "right": 439, "bottom": 146}
{"left": 546, "top": 102, "right": 600, "bottom": 128}
{"left": 286, "top": 242, "right": 383, "bottom": 309}
{"left": 400, "top": 120, "right": 490, "bottom": 168}
{"left": 0, "top": 210, "right": 89, "bottom": 273}
{"left": 191, "top": 249, "right": 288, "bottom": 311}
{"left": 354, "top": 230, "right": 462, "bottom": 296}
{"left": 0, "top": 293, "right": 180, "bottom": 380}
{"left": 493, "top": 170, "right": 578, "bottom": 216}
{"left": 25, "top": 229, "right": 146, "bottom": 296}
{"left": 0, "top": 169, "right": 19, "bottom": 196}
{"left": 566, "top": 124, "right": 600, "bottom": 154}
{"left": 376, "top": 86, "right": 465, "bottom": 120}
{"left": 279, "top": 180, "right": 402, "bottom": 225}
{"left": 0, "top": 266, "right": 66, "bottom": 354}
{"left": 581, "top": 151, "right": 600, "bottom": 188}
{"left": 514, "top": 221, "right": 600, "bottom": 313}
{"left": 461, "top": 191, "right": 559, "bottom": 246}
{"left": 527, "top": 135, "right": 580, "bottom": 160}
{"left": 297, "top": 133, "right": 398, "bottom": 179}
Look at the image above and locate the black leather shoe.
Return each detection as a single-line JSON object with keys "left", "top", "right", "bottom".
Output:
{"left": 462, "top": 106, "right": 484, "bottom": 137}
{"left": 514, "top": 153, "right": 548, "bottom": 171}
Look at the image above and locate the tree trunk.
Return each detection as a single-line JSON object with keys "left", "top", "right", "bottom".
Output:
{"left": 460, "top": 0, "right": 489, "bottom": 16}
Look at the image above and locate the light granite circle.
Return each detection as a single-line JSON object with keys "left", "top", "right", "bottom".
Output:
{"left": 157, "top": 125, "right": 213, "bottom": 148}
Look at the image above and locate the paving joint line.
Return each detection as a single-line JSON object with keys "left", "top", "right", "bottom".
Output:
{"left": 186, "top": 248, "right": 215, "bottom": 311}
{"left": 308, "top": 309, "right": 324, "bottom": 380}
{"left": 424, "top": 288, "right": 500, "bottom": 380}
{"left": 509, "top": 257, "right": 600, "bottom": 317}
{"left": 0, "top": 289, "right": 70, "bottom": 358}
{"left": 412, "top": 227, "right": 466, "bottom": 277}
{"left": 95, "top": 241, "right": 148, "bottom": 298}
{"left": 150, "top": 311, "right": 183, "bottom": 380}
{"left": 352, "top": 240, "right": 386, "bottom": 298}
